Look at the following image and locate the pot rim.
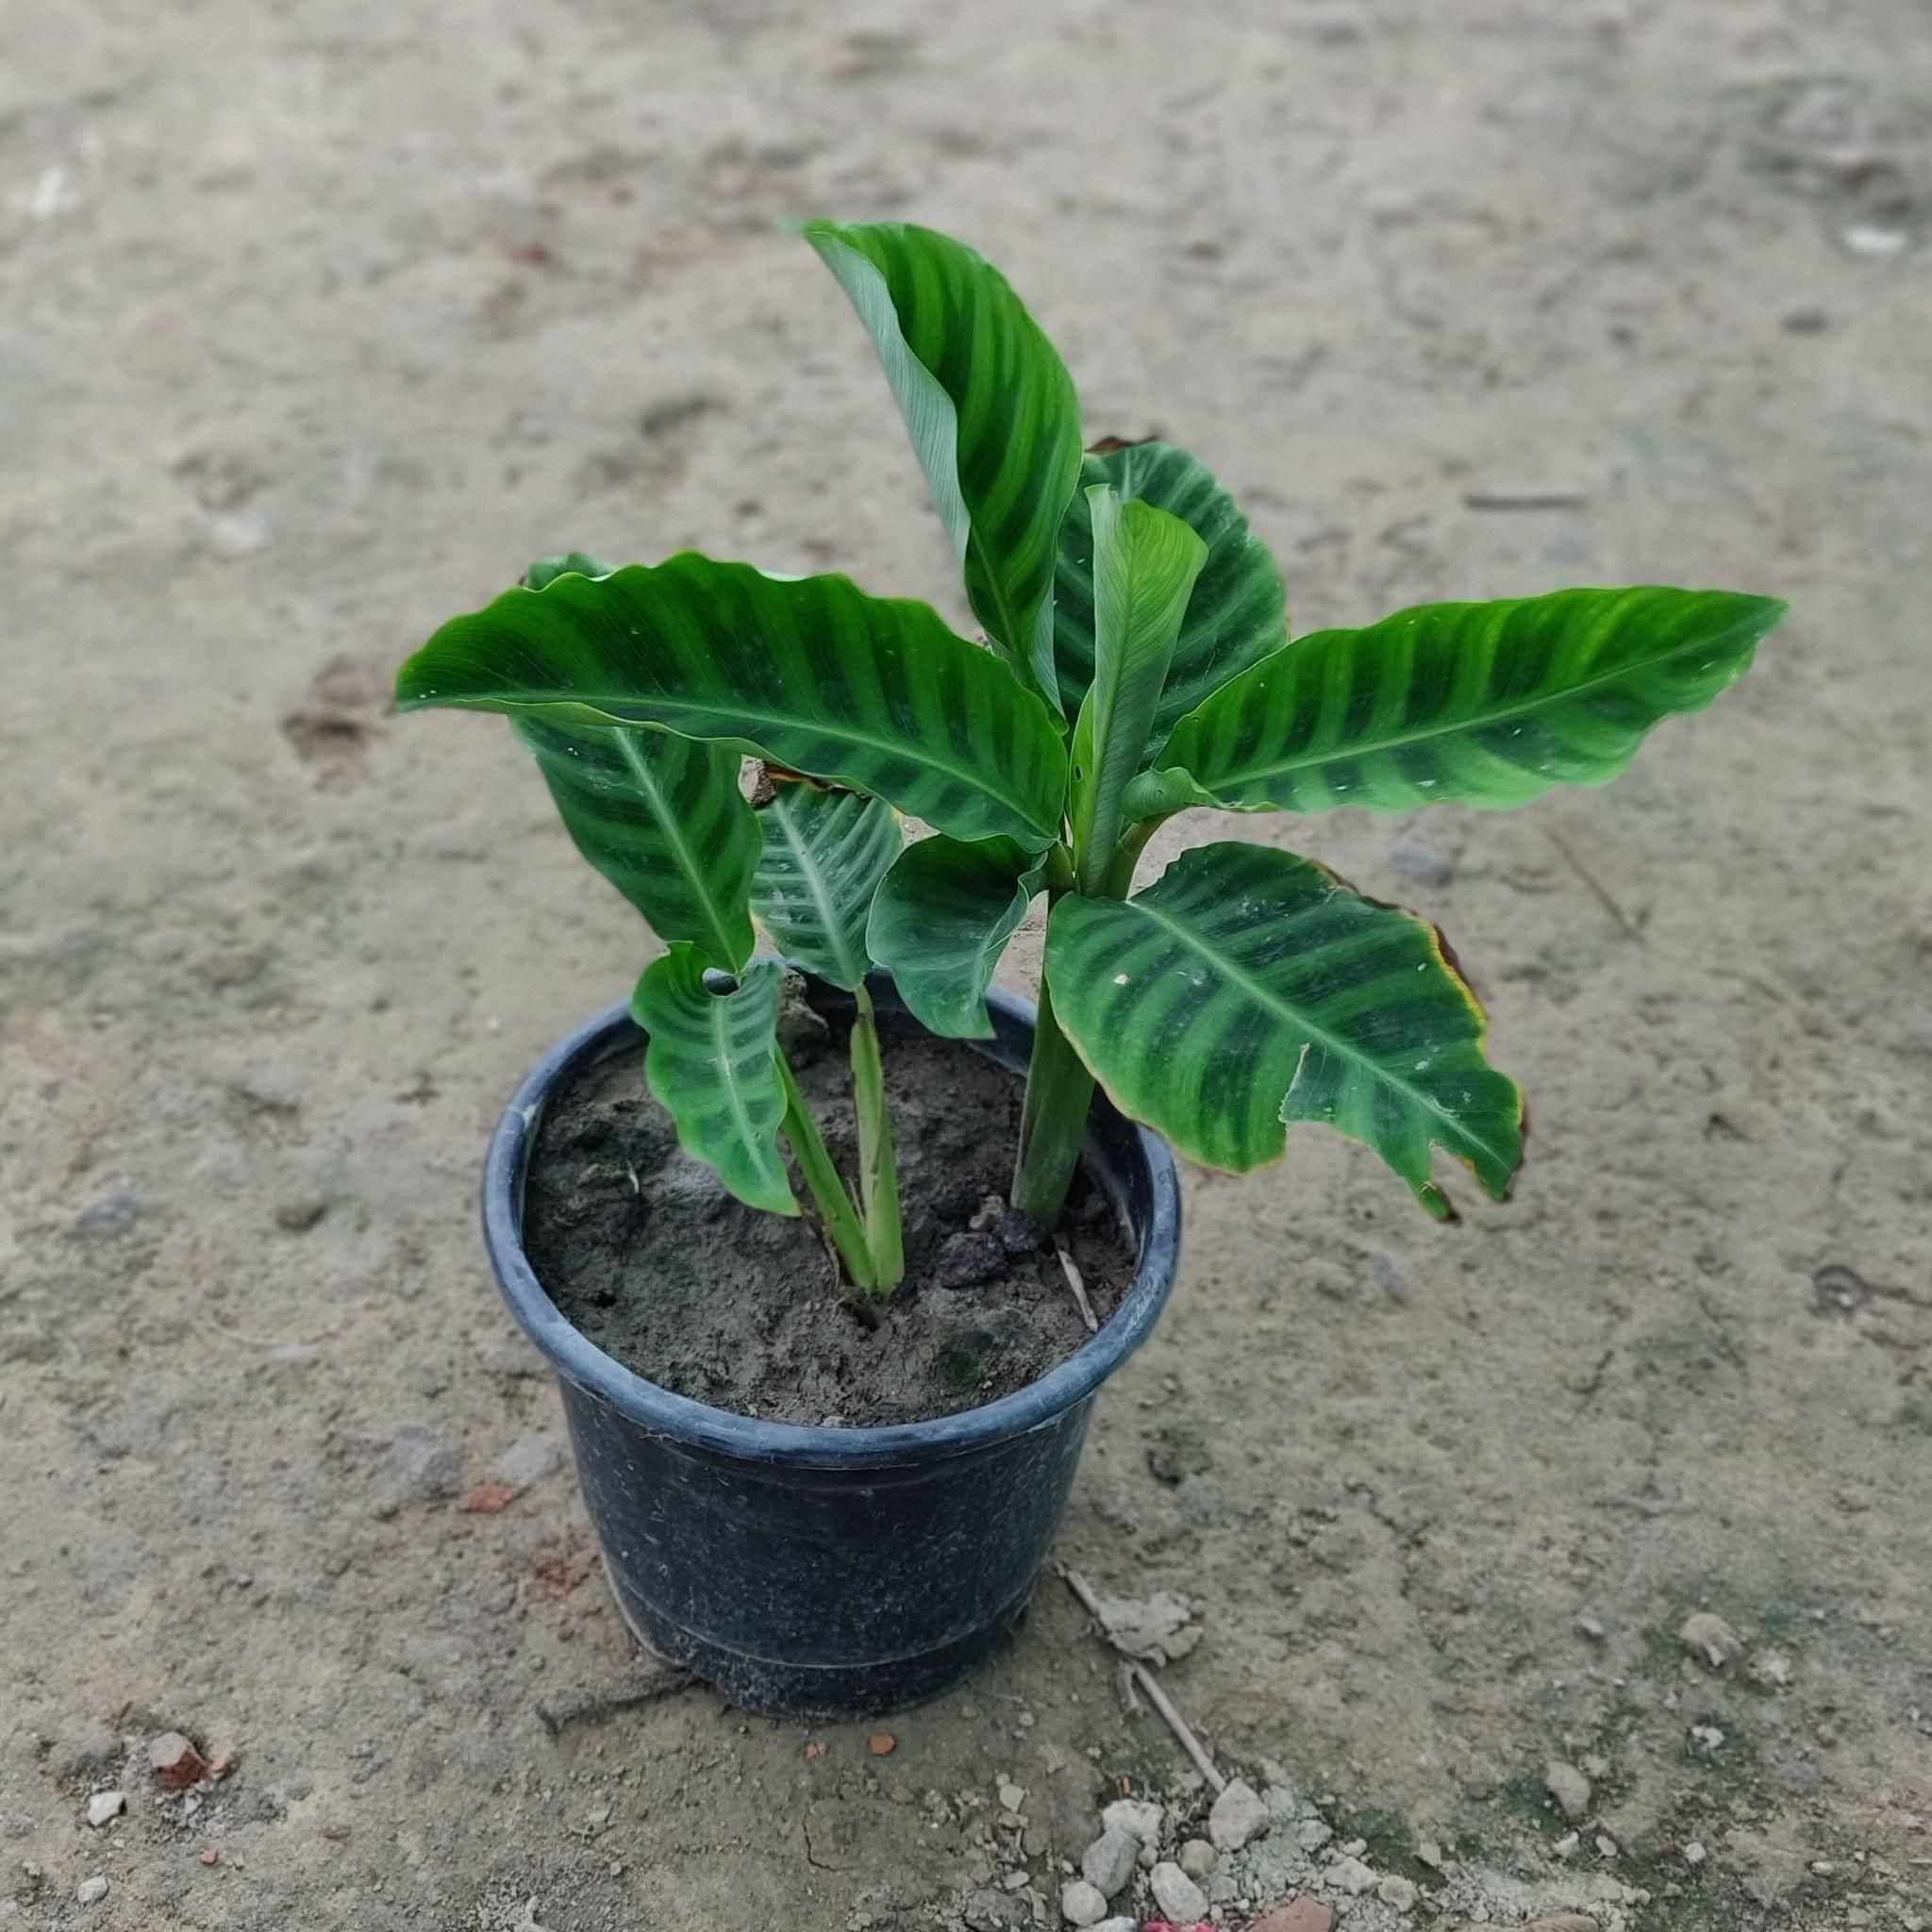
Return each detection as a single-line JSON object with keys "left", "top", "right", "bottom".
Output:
{"left": 481, "top": 977, "right": 1181, "bottom": 1470}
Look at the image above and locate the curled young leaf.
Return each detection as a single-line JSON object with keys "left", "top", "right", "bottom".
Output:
{"left": 1136, "top": 586, "right": 1786, "bottom": 818}
{"left": 396, "top": 553, "right": 1069, "bottom": 850}
{"left": 630, "top": 946, "right": 796, "bottom": 1217}
{"left": 868, "top": 835, "right": 1044, "bottom": 1040}
{"left": 1045, "top": 841, "right": 1523, "bottom": 1215}
{"left": 752, "top": 784, "right": 903, "bottom": 991}
{"left": 1054, "top": 440, "right": 1286, "bottom": 754}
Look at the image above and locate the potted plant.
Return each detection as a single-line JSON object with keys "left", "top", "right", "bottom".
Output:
{"left": 395, "top": 220, "right": 1784, "bottom": 1719}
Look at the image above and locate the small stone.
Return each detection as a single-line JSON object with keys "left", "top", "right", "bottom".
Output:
{"left": 76, "top": 1877, "right": 109, "bottom": 1906}
{"left": 1575, "top": 1612, "right": 1607, "bottom": 1641}
{"left": 85, "top": 1791, "right": 125, "bottom": 1828}
{"left": 500, "top": 1437, "right": 561, "bottom": 1486}
{"left": 995, "top": 1208, "right": 1044, "bottom": 1257}
{"left": 1390, "top": 841, "right": 1454, "bottom": 886}
{"left": 1296, "top": 1817, "right": 1334, "bottom": 1852}
{"left": 148, "top": 1732, "right": 206, "bottom": 1790}
{"left": 1003, "top": 1870, "right": 1031, "bottom": 1892}
{"left": 1679, "top": 1610, "right": 1746, "bottom": 1669}
{"left": 1544, "top": 1759, "right": 1592, "bottom": 1822}
{"left": 1416, "top": 1840, "right": 1443, "bottom": 1870}
{"left": 1060, "top": 1877, "right": 1108, "bottom": 1926}
{"left": 935, "top": 1231, "right": 1006, "bottom": 1289}
{"left": 1748, "top": 1648, "right": 1792, "bottom": 1688}
{"left": 1178, "top": 1837, "right": 1217, "bottom": 1879}
{"left": 1248, "top": 1903, "right": 1336, "bottom": 1932}
{"left": 1100, "top": 1798, "right": 1164, "bottom": 1847}
{"left": 1840, "top": 224, "right": 1907, "bottom": 257}
{"left": 1377, "top": 1875, "right": 1420, "bottom": 1913}
{"left": 274, "top": 1196, "right": 328, "bottom": 1232}
{"left": 387, "top": 1425, "right": 458, "bottom": 1499}
{"left": 1208, "top": 1776, "right": 1271, "bottom": 1851}
{"left": 1093, "top": 1921, "right": 1139, "bottom": 1932}
{"left": 868, "top": 1733, "right": 895, "bottom": 1757}
{"left": 1091, "top": 1591, "right": 1202, "bottom": 1665}
{"left": 1080, "top": 1827, "right": 1138, "bottom": 1898}
{"left": 1324, "top": 1855, "right": 1377, "bottom": 1895}
{"left": 999, "top": 1781, "right": 1027, "bottom": 1814}
{"left": 1683, "top": 1841, "right": 1707, "bottom": 1865}
{"left": 458, "top": 1484, "right": 518, "bottom": 1513}
{"left": 1149, "top": 1861, "right": 1209, "bottom": 1923}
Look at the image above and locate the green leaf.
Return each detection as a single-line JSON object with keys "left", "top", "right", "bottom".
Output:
{"left": 1045, "top": 841, "right": 1523, "bottom": 1215}
{"left": 512, "top": 715, "right": 758, "bottom": 972}
{"left": 524, "top": 550, "right": 614, "bottom": 591}
{"left": 630, "top": 945, "right": 797, "bottom": 1217}
{"left": 802, "top": 220, "right": 1083, "bottom": 708}
{"left": 1069, "top": 487, "right": 1207, "bottom": 886}
{"left": 396, "top": 553, "right": 1068, "bottom": 849}
{"left": 751, "top": 784, "right": 903, "bottom": 991}
{"left": 869, "top": 835, "right": 1043, "bottom": 1040}
{"left": 1054, "top": 440, "right": 1286, "bottom": 753}
{"left": 1135, "top": 586, "right": 1785, "bottom": 818}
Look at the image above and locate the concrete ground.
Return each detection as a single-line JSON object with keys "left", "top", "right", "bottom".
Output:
{"left": 3, "top": 1, "right": 1929, "bottom": 1927}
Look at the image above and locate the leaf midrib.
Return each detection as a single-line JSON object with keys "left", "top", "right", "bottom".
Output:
{"left": 612, "top": 729, "right": 742, "bottom": 968}
{"left": 1121, "top": 893, "right": 1510, "bottom": 1167}
{"left": 772, "top": 794, "right": 863, "bottom": 988}
{"left": 1174, "top": 606, "right": 1751, "bottom": 789}
{"left": 708, "top": 988, "right": 767, "bottom": 1183}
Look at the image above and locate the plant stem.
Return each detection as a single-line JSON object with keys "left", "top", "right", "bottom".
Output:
{"left": 776, "top": 1052, "right": 876, "bottom": 1294}
{"left": 848, "top": 986, "right": 904, "bottom": 1291}
{"left": 1010, "top": 974, "right": 1095, "bottom": 1228}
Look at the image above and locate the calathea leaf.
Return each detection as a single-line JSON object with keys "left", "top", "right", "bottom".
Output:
{"left": 1045, "top": 841, "right": 1523, "bottom": 1216}
{"left": 751, "top": 783, "right": 903, "bottom": 991}
{"left": 1054, "top": 440, "right": 1286, "bottom": 753}
{"left": 524, "top": 550, "right": 615, "bottom": 591}
{"left": 630, "top": 945, "right": 796, "bottom": 1217}
{"left": 1068, "top": 486, "right": 1207, "bottom": 887}
{"left": 1130, "top": 586, "right": 1786, "bottom": 819}
{"left": 395, "top": 553, "right": 1068, "bottom": 849}
{"left": 868, "top": 835, "right": 1044, "bottom": 1040}
{"left": 801, "top": 220, "right": 1083, "bottom": 710}
{"left": 513, "top": 714, "right": 759, "bottom": 972}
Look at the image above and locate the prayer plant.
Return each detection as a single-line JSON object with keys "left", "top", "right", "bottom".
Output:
{"left": 396, "top": 221, "right": 1785, "bottom": 1297}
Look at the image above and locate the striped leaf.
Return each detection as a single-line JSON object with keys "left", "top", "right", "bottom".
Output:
{"left": 1133, "top": 586, "right": 1786, "bottom": 818}
{"left": 396, "top": 553, "right": 1068, "bottom": 849}
{"left": 751, "top": 784, "right": 903, "bottom": 991}
{"left": 802, "top": 220, "right": 1083, "bottom": 709}
{"left": 1046, "top": 842, "right": 1523, "bottom": 1216}
{"left": 630, "top": 945, "right": 796, "bottom": 1217}
{"left": 514, "top": 715, "right": 758, "bottom": 971}
{"left": 868, "top": 835, "right": 1044, "bottom": 1040}
{"left": 1069, "top": 487, "right": 1207, "bottom": 887}
{"left": 1054, "top": 440, "right": 1286, "bottom": 753}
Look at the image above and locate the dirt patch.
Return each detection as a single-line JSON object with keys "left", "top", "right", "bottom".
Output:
{"left": 522, "top": 1016, "right": 1134, "bottom": 1425}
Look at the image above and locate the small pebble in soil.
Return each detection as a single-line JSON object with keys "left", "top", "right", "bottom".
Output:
{"left": 1100, "top": 1797, "right": 1164, "bottom": 1848}
{"left": 76, "top": 1876, "right": 109, "bottom": 1906}
{"left": 1544, "top": 1759, "right": 1592, "bottom": 1822}
{"left": 1059, "top": 1876, "right": 1108, "bottom": 1925}
{"left": 499, "top": 1436, "right": 561, "bottom": 1485}
{"left": 1208, "top": 1776, "right": 1271, "bottom": 1850}
{"left": 1324, "top": 1854, "right": 1377, "bottom": 1894}
{"left": 995, "top": 1208, "right": 1043, "bottom": 1256}
{"left": 1679, "top": 1610, "right": 1746, "bottom": 1668}
{"left": 1178, "top": 1836, "right": 1217, "bottom": 1878}
{"left": 386, "top": 1425, "right": 458, "bottom": 1500}
{"left": 85, "top": 1790, "right": 125, "bottom": 1827}
{"left": 149, "top": 1732, "right": 205, "bottom": 1790}
{"left": 868, "top": 1733, "right": 895, "bottom": 1756}
{"left": 1377, "top": 1874, "right": 1420, "bottom": 1911}
{"left": 1149, "top": 1860, "right": 1209, "bottom": 1922}
{"left": 1080, "top": 1826, "right": 1138, "bottom": 1897}
{"left": 274, "top": 1196, "right": 328, "bottom": 1232}
{"left": 934, "top": 1231, "right": 1007, "bottom": 1289}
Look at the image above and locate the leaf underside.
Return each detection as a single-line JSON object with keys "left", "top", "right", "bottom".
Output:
{"left": 1054, "top": 440, "right": 1287, "bottom": 756}
{"left": 752, "top": 784, "right": 903, "bottom": 991}
{"left": 513, "top": 715, "right": 758, "bottom": 972}
{"left": 396, "top": 553, "right": 1068, "bottom": 850}
{"left": 802, "top": 219, "right": 1084, "bottom": 709}
{"left": 1143, "top": 586, "right": 1786, "bottom": 816}
{"left": 868, "top": 834, "right": 1043, "bottom": 1040}
{"left": 631, "top": 946, "right": 796, "bottom": 1217}
{"left": 1046, "top": 841, "right": 1524, "bottom": 1215}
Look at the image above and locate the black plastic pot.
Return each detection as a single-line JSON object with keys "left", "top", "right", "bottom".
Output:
{"left": 481, "top": 973, "right": 1180, "bottom": 1720}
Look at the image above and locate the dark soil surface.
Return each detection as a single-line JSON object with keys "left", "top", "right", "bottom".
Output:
{"left": 524, "top": 1020, "right": 1136, "bottom": 1425}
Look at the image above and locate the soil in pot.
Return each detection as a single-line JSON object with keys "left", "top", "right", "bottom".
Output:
{"left": 522, "top": 1008, "right": 1138, "bottom": 1426}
